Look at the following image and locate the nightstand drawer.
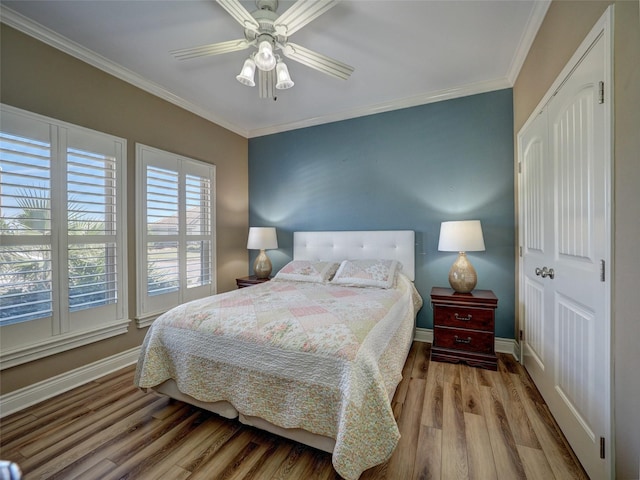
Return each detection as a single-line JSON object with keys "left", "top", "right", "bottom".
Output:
{"left": 434, "top": 305, "right": 494, "bottom": 331}
{"left": 433, "top": 327, "right": 494, "bottom": 354}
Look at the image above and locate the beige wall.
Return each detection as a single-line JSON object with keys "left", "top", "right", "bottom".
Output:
{"left": 513, "top": 1, "right": 640, "bottom": 478}
{"left": 0, "top": 25, "right": 249, "bottom": 395}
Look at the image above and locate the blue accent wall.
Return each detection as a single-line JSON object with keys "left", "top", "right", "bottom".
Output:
{"left": 249, "top": 88, "right": 515, "bottom": 339}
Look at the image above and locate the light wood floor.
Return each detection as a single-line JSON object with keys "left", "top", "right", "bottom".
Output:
{"left": 0, "top": 342, "right": 588, "bottom": 480}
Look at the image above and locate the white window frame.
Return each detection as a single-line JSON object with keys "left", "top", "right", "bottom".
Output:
{"left": 0, "top": 104, "right": 129, "bottom": 368}
{"left": 135, "top": 144, "right": 216, "bottom": 327}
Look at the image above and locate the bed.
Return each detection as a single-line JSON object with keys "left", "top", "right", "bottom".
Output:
{"left": 134, "top": 230, "right": 423, "bottom": 479}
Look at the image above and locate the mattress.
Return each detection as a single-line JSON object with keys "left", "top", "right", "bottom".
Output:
{"left": 135, "top": 273, "right": 422, "bottom": 479}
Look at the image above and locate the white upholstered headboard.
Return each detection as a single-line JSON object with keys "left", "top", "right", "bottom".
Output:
{"left": 293, "top": 230, "right": 415, "bottom": 281}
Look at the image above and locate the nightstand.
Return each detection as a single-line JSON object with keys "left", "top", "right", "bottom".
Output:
{"left": 236, "top": 275, "right": 270, "bottom": 288}
{"left": 430, "top": 287, "right": 498, "bottom": 370}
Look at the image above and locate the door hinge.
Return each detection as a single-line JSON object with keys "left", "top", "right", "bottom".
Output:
{"left": 600, "top": 436, "right": 605, "bottom": 459}
{"left": 600, "top": 259, "right": 606, "bottom": 282}
{"left": 519, "top": 329, "right": 524, "bottom": 341}
{"left": 519, "top": 246, "right": 522, "bottom": 257}
{"left": 598, "top": 81, "right": 605, "bottom": 104}
{"left": 518, "top": 162, "right": 522, "bottom": 174}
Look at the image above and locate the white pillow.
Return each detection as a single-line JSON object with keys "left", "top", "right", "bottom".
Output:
{"left": 331, "top": 259, "right": 402, "bottom": 289}
{"left": 273, "top": 260, "right": 339, "bottom": 283}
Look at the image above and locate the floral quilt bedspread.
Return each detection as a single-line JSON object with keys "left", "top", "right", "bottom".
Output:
{"left": 135, "top": 274, "right": 423, "bottom": 479}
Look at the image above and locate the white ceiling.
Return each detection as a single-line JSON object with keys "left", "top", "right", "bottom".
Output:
{"left": 1, "top": 0, "right": 549, "bottom": 138}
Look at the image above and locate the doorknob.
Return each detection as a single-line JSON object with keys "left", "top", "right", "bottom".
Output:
{"left": 535, "top": 266, "right": 555, "bottom": 279}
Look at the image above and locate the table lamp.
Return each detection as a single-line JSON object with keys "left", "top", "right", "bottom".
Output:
{"left": 247, "top": 227, "right": 278, "bottom": 279}
{"left": 438, "top": 220, "right": 485, "bottom": 293}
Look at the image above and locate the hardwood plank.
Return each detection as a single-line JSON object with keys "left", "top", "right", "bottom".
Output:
{"left": 474, "top": 364, "right": 496, "bottom": 388}
{"left": 517, "top": 445, "right": 555, "bottom": 480}
{"left": 441, "top": 381, "right": 468, "bottom": 479}
{"left": 478, "top": 385, "right": 526, "bottom": 479}
{"left": 187, "top": 429, "right": 259, "bottom": 480}
{"left": 410, "top": 341, "right": 431, "bottom": 379}
{"left": 464, "top": 412, "right": 497, "bottom": 480}
{"left": 412, "top": 424, "right": 442, "bottom": 480}
{"left": 498, "top": 353, "right": 521, "bottom": 375}
{"left": 267, "top": 442, "right": 309, "bottom": 480}
{"left": 69, "top": 458, "right": 117, "bottom": 480}
{"left": 242, "top": 440, "right": 296, "bottom": 480}
{"left": 443, "top": 362, "right": 461, "bottom": 386}
{"left": 386, "top": 378, "right": 425, "bottom": 478}
{"left": 167, "top": 415, "right": 236, "bottom": 471}
{"left": 460, "top": 364, "right": 483, "bottom": 416}
{"left": 92, "top": 364, "right": 136, "bottom": 384}
{"left": 421, "top": 360, "right": 444, "bottom": 429}
{"left": 395, "top": 341, "right": 419, "bottom": 404}
{"left": 497, "top": 368, "right": 541, "bottom": 449}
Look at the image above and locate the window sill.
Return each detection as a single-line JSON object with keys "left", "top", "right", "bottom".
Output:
{"left": 0, "top": 319, "right": 131, "bottom": 369}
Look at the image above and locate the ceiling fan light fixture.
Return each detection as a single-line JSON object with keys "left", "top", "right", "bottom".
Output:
{"left": 236, "top": 57, "right": 256, "bottom": 86}
{"left": 275, "top": 60, "right": 294, "bottom": 89}
{"left": 255, "top": 39, "right": 277, "bottom": 71}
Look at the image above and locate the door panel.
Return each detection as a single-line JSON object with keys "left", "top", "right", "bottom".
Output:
{"left": 519, "top": 31, "right": 609, "bottom": 479}
{"left": 546, "top": 35, "right": 607, "bottom": 479}
{"left": 521, "top": 108, "right": 552, "bottom": 392}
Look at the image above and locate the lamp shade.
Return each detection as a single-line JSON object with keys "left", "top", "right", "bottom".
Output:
{"left": 275, "top": 61, "right": 294, "bottom": 90}
{"left": 247, "top": 227, "right": 278, "bottom": 250}
{"left": 255, "top": 40, "right": 276, "bottom": 71}
{"left": 438, "top": 220, "right": 485, "bottom": 252}
{"left": 236, "top": 57, "right": 256, "bottom": 87}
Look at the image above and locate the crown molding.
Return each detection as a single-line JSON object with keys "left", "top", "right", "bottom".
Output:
{"left": 248, "top": 76, "right": 512, "bottom": 138}
{"left": 0, "top": 6, "right": 249, "bottom": 138}
{"left": 506, "top": 0, "right": 551, "bottom": 85}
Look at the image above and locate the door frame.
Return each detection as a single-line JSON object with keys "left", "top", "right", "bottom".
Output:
{"left": 516, "top": 6, "right": 614, "bottom": 477}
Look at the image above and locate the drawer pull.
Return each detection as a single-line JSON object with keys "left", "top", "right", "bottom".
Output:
{"left": 454, "top": 312, "right": 473, "bottom": 321}
{"left": 454, "top": 335, "right": 472, "bottom": 344}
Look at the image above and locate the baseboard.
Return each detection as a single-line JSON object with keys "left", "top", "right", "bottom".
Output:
{"left": 415, "top": 327, "right": 519, "bottom": 360}
{"left": 0, "top": 346, "right": 141, "bottom": 418}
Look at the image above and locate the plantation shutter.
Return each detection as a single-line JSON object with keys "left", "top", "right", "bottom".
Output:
{"left": 0, "top": 124, "right": 54, "bottom": 327}
{"left": 136, "top": 144, "right": 215, "bottom": 323}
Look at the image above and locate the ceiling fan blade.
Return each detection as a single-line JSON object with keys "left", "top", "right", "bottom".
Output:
{"left": 170, "top": 39, "right": 251, "bottom": 60}
{"left": 216, "top": 0, "right": 260, "bottom": 32}
{"left": 282, "top": 42, "right": 354, "bottom": 80}
{"left": 273, "top": 0, "right": 339, "bottom": 37}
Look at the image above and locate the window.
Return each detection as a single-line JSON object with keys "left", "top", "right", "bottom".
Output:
{"left": 136, "top": 144, "right": 215, "bottom": 326}
{"left": 0, "top": 104, "right": 128, "bottom": 367}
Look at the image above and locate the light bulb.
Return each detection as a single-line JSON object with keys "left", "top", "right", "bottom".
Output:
{"left": 275, "top": 61, "right": 294, "bottom": 90}
{"left": 255, "top": 40, "right": 276, "bottom": 71}
{"left": 236, "top": 57, "right": 256, "bottom": 86}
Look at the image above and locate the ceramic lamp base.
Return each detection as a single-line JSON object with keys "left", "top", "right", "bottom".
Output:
{"left": 253, "top": 249, "right": 272, "bottom": 279}
{"left": 448, "top": 252, "right": 477, "bottom": 293}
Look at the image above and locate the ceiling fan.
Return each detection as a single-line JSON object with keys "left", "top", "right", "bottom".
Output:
{"left": 170, "top": 0, "right": 354, "bottom": 98}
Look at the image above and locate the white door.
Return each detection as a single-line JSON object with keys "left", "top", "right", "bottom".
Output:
{"left": 519, "top": 32, "right": 611, "bottom": 479}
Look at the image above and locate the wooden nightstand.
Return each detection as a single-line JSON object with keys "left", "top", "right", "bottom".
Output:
{"left": 236, "top": 275, "right": 270, "bottom": 288}
{"left": 430, "top": 286, "right": 498, "bottom": 370}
